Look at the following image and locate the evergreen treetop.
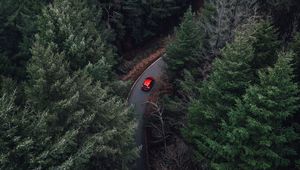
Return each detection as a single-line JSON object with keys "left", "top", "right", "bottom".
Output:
{"left": 224, "top": 51, "right": 300, "bottom": 170}
{"left": 0, "top": 0, "right": 140, "bottom": 169}
{"left": 37, "top": 0, "right": 115, "bottom": 76}
{"left": 183, "top": 20, "right": 286, "bottom": 168}
{"left": 165, "top": 7, "right": 204, "bottom": 80}
{"left": 183, "top": 21, "right": 257, "bottom": 166}
{"left": 23, "top": 28, "right": 138, "bottom": 170}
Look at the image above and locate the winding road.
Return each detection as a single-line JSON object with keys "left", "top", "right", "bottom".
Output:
{"left": 128, "top": 57, "right": 166, "bottom": 170}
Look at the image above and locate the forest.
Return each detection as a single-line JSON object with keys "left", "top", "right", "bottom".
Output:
{"left": 0, "top": 0, "right": 300, "bottom": 170}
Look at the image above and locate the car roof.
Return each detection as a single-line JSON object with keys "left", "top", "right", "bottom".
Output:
{"left": 144, "top": 78, "right": 153, "bottom": 86}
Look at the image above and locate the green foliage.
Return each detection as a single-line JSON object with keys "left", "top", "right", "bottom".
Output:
{"left": 290, "top": 32, "right": 300, "bottom": 82}
{"left": 290, "top": 31, "right": 300, "bottom": 170}
{"left": 0, "top": 0, "right": 48, "bottom": 80}
{"left": 36, "top": 0, "right": 116, "bottom": 76}
{"left": 22, "top": 27, "right": 137, "bottom": 170}
{"left": 251, "top": 21, "right": 281, "bottom": 69}
{"left": 183, "top": 26, "right": 257, "bottom": 165}
{"left": 163, "top": 2, "right": 259, "bottom": 145}
{"left": 164, "top": 0, "right": 259, "bottom": 83}
{"left": 223, "top": 52, "right": 299, "bottom": 170}
{"left": 108, "top": 80, "right": 133, "bottom": 99}
{"left": 26, "top": 42, "right": 71, "bottom": 111}
{"left": 172, "top": 20, "right": 280, "bottom": 94}
{"left": 183, "top": 20, "right": 300, "bottom": 169}
{"left": 85, "top": 57, "right": 114, "bottom": 86}
{"left": 0, "top": 87, "right": 19, "bottom": 168}
{"left": 1, "top": 72, "right": 138, "bottom": 169}
{"left": 0, "top": 0, "right": 138, "bottom": 169}
{"left": 94, "top": 0, "right": 190, "bottom": 49}
{"left": 0, "top": 77, "right": 16, "bottom": 96}
{"left": 165, "top": 8, "right": 204, "bottom": 80}
{"left": 0, "top": 77, "right": 35, "bottom": 169}
{"left": 2, "top": 0, "right": 300, "bottom": 169}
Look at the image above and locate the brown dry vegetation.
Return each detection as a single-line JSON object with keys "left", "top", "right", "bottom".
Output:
{"left": 120, "top": 35, "right": 175, "bottom": 82}
{"left": 121, "top": 47, "right": 166, "bottom": 82}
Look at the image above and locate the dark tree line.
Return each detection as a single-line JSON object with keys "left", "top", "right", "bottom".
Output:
{"left": 94, "top": 0, "right": 191, "bottom": 52}
{"left": 0, "top": 0, "right": 49, "bottom": 80}
{"left": 0, "top": 0, "right": 192, "bottom": 81}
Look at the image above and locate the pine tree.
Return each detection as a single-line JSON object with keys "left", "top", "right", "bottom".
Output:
{"left": 0, "top": 0, "right": 138, "bottom": 169}
{"left": 1, "top": 69, "right": 137, "bottom": 169}
{"left": 164, "top": 8, "right": 204, "bottom": 80}
{"left": 224, "top": 52, "right": 300, "bottom": 170}
{"left": 251, "top": 21, "right": 280, "bottom": 70}
{"left": 23, "top": 30, "right": 138, "bottom": 170}
{"left": 163, "top": 4, "right": 261, "bottom": 149}
{"left": 183, "top": 22, "right": 258, "bottom": 167}
{"left": 36, "top": 0, "right": 115, "bottom": 82}
{"left": 0, "top": 77, "right": 33, "bottom": 169}
{"left": 183, "top": 19, "right": 299, "bottom": 169}
{"left": 0, "top": 84, "right": 18, "bottom": 168}
{"left": 164, "top": 0, "right": 259, "bottom": 84}
{"left": 290, "top": 31, "right": 300, "bottom": 170}
{"left": 179, "top": 19, "right": 280, "bottom": 117}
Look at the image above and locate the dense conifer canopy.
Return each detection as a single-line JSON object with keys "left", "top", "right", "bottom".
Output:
{"left": 1, "top": 0, "right": 300, "bottom": 169}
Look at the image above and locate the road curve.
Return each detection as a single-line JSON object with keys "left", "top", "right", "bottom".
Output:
{"left": 128, "top": 57, "right": 166, "bottom": 170}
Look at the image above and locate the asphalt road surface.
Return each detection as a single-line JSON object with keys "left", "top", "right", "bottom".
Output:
{"left": 128, "top": 57, "right": 166, "bottom": 170}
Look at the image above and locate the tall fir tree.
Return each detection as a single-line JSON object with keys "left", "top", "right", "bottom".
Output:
{"left": 0, "top": 0, "right": 138, "bottom": 169}
{"left": 183, "top": 22, "right": 258, "bottom": 167}
{"left": 164, "top": 8, "right": 204, "bottom": 81}
{"left": 24, "top": 28, "right": 138, "bottom": 170}
{"left": 36, "top": 0, "right": 115, "bottom": 84}
{"left": 251, "top": 21, "right": 280, "bottom": 70}
{"left": 0, "top": 67, "right": 138, "bottom": 169}
{"left": 223, "top": 52, "right": 299, "bottom": 170}
{"left": 164, "top": 0, "right": 260, "bottom": 90}
{"left": 183, "top": 20, "right": 299, "bottom": 169}
{"left": 162, "top": 3, "right": 260, "bottom": 142}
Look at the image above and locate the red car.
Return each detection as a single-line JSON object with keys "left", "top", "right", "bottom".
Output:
{"left": 142, "top": 77, "right": 155, "bottom": 91}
